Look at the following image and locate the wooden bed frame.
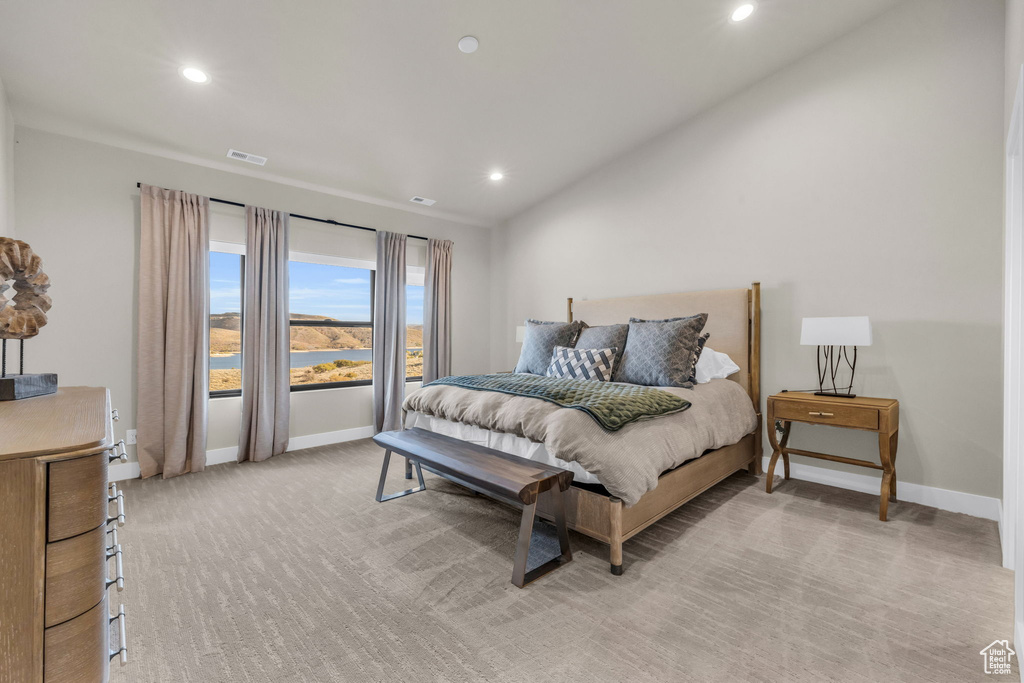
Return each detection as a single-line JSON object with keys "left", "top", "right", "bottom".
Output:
{"left": 534, "top": 282, "right": 763, "bottom": 574}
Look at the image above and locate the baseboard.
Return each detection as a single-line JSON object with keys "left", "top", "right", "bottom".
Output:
{"left": 109, "top": 425, "right": 376, "bottom": 481}
{"left": 762, "top": 455, "right": 1001, "bottom": 522}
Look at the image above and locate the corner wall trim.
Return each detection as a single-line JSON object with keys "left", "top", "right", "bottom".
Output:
{"left": 108, "top": 425, "right": 377, "bottom": 482}
{"left": 762, "top": 455, "right": 1001, "bottom": 522}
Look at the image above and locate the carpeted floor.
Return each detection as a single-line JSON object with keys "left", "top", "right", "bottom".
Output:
{"left": 113, "top": 439, "right": 1014, "bottom": 682}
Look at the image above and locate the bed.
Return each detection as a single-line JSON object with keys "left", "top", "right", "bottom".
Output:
{"left": 404, "top": 283, "right": 762, "bottom": 573}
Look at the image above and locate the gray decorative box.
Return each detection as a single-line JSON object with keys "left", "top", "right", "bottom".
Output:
{"left": 0, "top": 373, "right": 58, "bottom": 401}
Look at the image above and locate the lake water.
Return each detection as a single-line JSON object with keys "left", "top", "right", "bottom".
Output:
{"left": 210, "top": 348, "right": 421, "bottom": 370}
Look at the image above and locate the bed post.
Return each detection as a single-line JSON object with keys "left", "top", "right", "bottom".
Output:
{"left": 609, "top": 496, "right": 624, "bottom": 575}
{"left": 567, "top": 297, "right": 574, "bottom": 323}
{"left": 748, "top": 282, "right": 763, "bottom": 475}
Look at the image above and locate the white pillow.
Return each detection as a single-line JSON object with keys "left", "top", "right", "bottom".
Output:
{"left": 695, "top": 347, "right": 740, "bottom": 384}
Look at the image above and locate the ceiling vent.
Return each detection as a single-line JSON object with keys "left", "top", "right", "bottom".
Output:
{"left": 226, "top": 149, "right": 268, "bottom": 166}
{"left": 410, "top": 196, "right": 436, "bottom": 206}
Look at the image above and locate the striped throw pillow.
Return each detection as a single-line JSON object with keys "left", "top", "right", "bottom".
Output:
{"left": 546, "top": 346, "right": 617, "bottom": 382}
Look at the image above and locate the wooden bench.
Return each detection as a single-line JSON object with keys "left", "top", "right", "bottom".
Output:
{"left": 372, "top": 428, "right": 574, "bottom": 587}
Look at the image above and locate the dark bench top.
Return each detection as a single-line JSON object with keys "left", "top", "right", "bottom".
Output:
{"left": 373, "top": 428, "right": 573, "bottom": 506}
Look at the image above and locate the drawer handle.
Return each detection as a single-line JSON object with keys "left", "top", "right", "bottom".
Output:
{"left": 109, "top": 440, "right": 128, "bottom": 463}
{"left": 106, "top": 543, "right": 124, "bottom": 591}
{"left": 111, "top": 408, "right": 120, "bottom": 422}
{"left": 106, "top": 526, "right": 118, "bottom": 552}
{"left": 808, "top": 412, "right": 834, "bottom": 417}
{"left": 109, "top": 604, "right": 128, "bottom": 665}
{"left": 107, "top": 487, "right": 125, "bottom": 527}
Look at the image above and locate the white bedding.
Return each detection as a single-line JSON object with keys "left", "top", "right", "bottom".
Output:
{"left": 404, "top": 379, "right": 755, "bottom": 489}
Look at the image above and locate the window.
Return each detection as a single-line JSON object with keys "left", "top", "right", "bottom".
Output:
{"left": 208, "top": 244, "right": 426, "bottom": 396}
{"left": 289, "top": 257, "right": 375, "bottom": 390}
{"left": 209, "top": 248, "right": 245, "bottom": 396}
{"left": 407, "top": 283, "right": 424, "bottom": 381}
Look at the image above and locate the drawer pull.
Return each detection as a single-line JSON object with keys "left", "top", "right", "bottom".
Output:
{"left": 111, "top": 408, "right": 120, "bottom": 422}
{"left": 109, "top": 440, "right": 128, "bottom": 463}
{"left": 107, "top": 526, "right": 118, "bottom": 552}
{"left": 107, "top": 488, "right": 125, "bottom": 527}
{"left": 106, "top": 543, "right": 124, "bottom": 591}
{"left": 808, "top": 411, "right": 834, "bottom": 417}
{"left": 109, "top": 604, "right": 128, "bottom": 665}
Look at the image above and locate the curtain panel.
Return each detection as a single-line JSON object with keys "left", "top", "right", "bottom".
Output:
{"left": 137, "top": 184, "right": 210, "bottom": 478}
{"left": 422, "top": 238, "right": 453, "bottom": 383}
{"left": 238, "top": 206, "right": 290, "bottom": 462}
{"left": 373, "top": 231, "right": 407, "bottom": 433}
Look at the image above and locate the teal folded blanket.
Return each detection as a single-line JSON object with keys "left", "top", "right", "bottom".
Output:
{"left": 426, "top": 373, "right": 690, "bottom": 431}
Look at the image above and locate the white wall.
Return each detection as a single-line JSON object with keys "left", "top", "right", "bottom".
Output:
{"left": 0, "top": 75, "right": 14, "bottom": 238}
{"left": 1008, "top": 0, "right": 1024, "bottom": 134}
{"left": 494, "top": 0, "right": 1005, "bottom": 499}
{"left": 13, "top": 127, "right": 493, "bottom": 464}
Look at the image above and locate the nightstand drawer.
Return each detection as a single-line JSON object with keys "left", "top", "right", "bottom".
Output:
{"left": 773, "top": 399, "right": 878, "bottom": 430}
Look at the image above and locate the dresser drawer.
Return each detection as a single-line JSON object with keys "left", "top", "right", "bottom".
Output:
{"left": 48, "top": 451, "right": 108, "bottom": 542}
{"left": 44, "top": 593, "right": 109, "bottom": 683}
{"left": 773, "top": 398, "right": 878, "bottom": 430}
{"left": 45, "top": 525, "right": 108, "bottom": 627}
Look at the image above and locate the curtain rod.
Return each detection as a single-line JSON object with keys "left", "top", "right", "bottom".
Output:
{"left": 135, "top": 183, "right": 429, "bottom": 241}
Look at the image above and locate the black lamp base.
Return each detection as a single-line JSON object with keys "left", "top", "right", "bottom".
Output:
{"left": 814, "top": 391, "right": 857, "bottom": 399}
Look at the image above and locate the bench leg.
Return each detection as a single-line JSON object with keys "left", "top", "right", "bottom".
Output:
{"left": 405, "top": 457, "right": 413, "bottom": 480}
{"left": 511, "top": 502, "right": 537, "bottom": 588}
{"left": 375, "top": 450, "right": 426, "bottom": 502}
{"left": 511, "top": 487, "right": 574, "bottom": 588}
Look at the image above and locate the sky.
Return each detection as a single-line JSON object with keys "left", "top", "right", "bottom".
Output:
{"left": 210, "top": 252, "right": 424, "bottom": 324}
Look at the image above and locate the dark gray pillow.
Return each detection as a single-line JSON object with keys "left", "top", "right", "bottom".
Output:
{"left": 614, "top": 314, "right": 709, "bottom": 387}
{"left": 575, "top": 324, "right": 628, "bottom": 375}
{"left": 514, "top": 319, "right": 584, "bottom": 375}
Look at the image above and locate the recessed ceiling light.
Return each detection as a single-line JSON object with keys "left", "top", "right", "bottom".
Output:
{"left": 489, "top": 172, "right": 504, "bottom": 181}
{"left": 458, "top": 36, "right": 479, "bottom": 54}
{"left": 730, "top": 3, "right": 756, "bottom": 22}
{"left": 180, "top": 66, "right": 210, "bottom": 83}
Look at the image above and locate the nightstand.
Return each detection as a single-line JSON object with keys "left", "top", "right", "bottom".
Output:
{"left": 765, "top": 392, "right": 900, "bottom": 521}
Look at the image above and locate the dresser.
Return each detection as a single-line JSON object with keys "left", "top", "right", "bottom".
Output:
{"left": 0, "top": 387, "right": 128, "bottom": 682}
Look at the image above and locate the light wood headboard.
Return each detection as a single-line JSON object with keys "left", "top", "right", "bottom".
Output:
{"left": 568, "top": 282, "right": 761, "bottom": 410}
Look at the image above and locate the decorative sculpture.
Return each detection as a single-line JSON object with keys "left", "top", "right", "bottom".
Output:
{"left": 0, "top": 237, "right": 57, "bottom": 399}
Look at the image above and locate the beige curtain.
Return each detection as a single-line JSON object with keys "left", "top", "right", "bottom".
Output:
{"left": 238, "top": 206, "right": 290, "bottom": 462}
{"left": 373, "top": 231, "right": 407, "bottom": 433}
{"left": 422, "top": 238, "right": 453, "bottom": 383}
{"left": 137, "top": 184, "right": 209, "bottom": 479}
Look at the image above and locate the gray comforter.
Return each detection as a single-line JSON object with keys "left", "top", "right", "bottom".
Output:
{"left": 402, "top": 378, "right": 758, "bottom": 506}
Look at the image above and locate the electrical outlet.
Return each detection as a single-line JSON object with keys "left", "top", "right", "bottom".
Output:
{"left": 126, "top": 429, "right": 137, "bottom": 445}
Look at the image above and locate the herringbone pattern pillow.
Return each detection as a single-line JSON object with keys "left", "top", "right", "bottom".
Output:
{"left": 614, "top": 313, "right": 709, "bottom": 387}
{"left": 546, "top": 346, "right": 617, "bottom": 382}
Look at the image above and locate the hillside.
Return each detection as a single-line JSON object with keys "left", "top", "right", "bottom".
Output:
{"left": 209, "top": 313, "right": 422, "bottom": 352}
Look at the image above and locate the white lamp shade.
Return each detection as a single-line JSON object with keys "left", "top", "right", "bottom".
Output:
{"left": 515, "top": 326, "right": 527, "bottom": 343}
{"left": 800, "top": 316, "right": 872, "bottom": 346}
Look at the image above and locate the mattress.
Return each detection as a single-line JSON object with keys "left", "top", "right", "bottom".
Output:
{"left": 404, "top": 378, "right": 756, "bottom": 492}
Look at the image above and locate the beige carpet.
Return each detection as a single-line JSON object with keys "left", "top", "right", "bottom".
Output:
{"left": 114, "top": 439, "right": 1014, "bottom": 682}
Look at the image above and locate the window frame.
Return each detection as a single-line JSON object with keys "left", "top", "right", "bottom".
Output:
{"left": 208, "top": 245, "right": 425, "bottom": 398}
{"left": 209, "top": 242, "right": 247, "bottom": 399}
{"left": 288, "top": 251, "right": 376, "bottom": 392}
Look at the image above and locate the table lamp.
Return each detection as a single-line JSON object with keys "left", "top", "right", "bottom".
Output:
{"left": 800, "top": 316, "right": 872, "bottom": 398}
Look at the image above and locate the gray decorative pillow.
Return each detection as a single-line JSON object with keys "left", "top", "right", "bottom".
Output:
{"left": 575, "top": 324, "right": 628, "bottom": 374}
{"left": 614, "top": 314, "right": 709, "bottom": 387}
{"left": 514, "top": 319, "right": 584, "bottom": 375}
{"left": 546, "top": 346, "right": 617, "bottom": 382}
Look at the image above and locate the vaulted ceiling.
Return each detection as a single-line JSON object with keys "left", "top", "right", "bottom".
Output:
{"left": 0, "top": 0, "right": 900, "bottom": 226}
